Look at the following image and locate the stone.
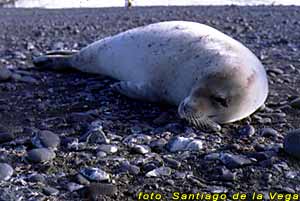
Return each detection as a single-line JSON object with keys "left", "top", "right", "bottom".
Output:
{"left": 31, "top": 130, "right": 60, "bottom": 149}
{"left": 27, "top": 148, "right": 56, "bottom": 163}
{"left": 80, "top": 167, "right": 110, "bottom": 182}
{"left": 284, "top": 129, "right": 300, "bottom": 159}
{"left": 0, "top": 163, "right": 13, "bottom": 181}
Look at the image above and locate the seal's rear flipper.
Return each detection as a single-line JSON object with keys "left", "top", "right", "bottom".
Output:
{"left": 33, "top": 50, "right": 78, "bottom": 71}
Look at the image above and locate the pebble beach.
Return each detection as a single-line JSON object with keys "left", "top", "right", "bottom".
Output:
{"left": 0, "top": 6, "right": 300, "bottom": 201}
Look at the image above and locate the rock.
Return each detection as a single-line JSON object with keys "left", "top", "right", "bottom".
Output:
{"left": 75, "top": 174, "right": 90, "bottom": 185}
{"left": 149, "top": 138, "right": 168, "bottom": 152}
{"left": 0, "top": 131, "right": 15, "bottom": 144}
{"left": 80, "top": 167, "right": 110, "bottom": 182}
{"left": 237, "top": 125, "right": 255, "bottom": 138}
{"left": 43, "top": 186, "right": 59, "bottom": 196}
{"left": 284, "top": 129, "right": 300, "bottom": 159}
{"left": 130, "top": 144, "right": 151, "bottom": 154}
{"left": 166, "top": 136, "right": 203, "bottom": 152}
{"left": 163, "top": 157, "right": 181, "bottom": 169}
{"left": 118, "top": 161, "right": 140, "bottom": 175}
{"left": 27, "top": 173, "right": 46, "bottom": 183}
{"left": 290, "top": 97, "right": 300, "bottom": 109}
{"left": 31, "top": 130, "right": 60, "bottom": 149}
{"left": 80, "top": 120, "right": 109, "bottom": 144}
{"left": 146, "top": 167, "right": 172, "bottom": 177}
{"left": 123, "top": 134, "right": 152, "bottom": 145}
{"left": 0, "top": 67, "right": 12, "bottom": 81}
{"left": 67, "top": 182, "right": 84, "bottom": 192}
{"left": 260, "top": 127, "right": 279, "bottom": 138}
{"left": 0, "top": 163, "right": 13, "bottom": 181}
{"left": 27, "top": 148, "right": 56, "bottom": 163}
{"left": 97, "top": 144, "right": 118, "bottom": 154}
{"left": 220, "top": 153, "right": 252, "bottom": 169}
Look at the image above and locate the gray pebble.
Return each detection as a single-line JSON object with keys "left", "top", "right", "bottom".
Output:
{"left": 80, "top": 167, "right": 110, "bottom": 181}
{"left": 27, "top": 148, "right": 56, "bottom": 163}
{"left": 290, "top": 97, "right": 300, "bottom": 109}
{"left": 66, "top": 182, "right": 84, "bottom": 192}
{"left": 0, "top": 67, "right": 12, "bottom": 81}
{"left": 0, "top": 132, "right": 15, "bottom": 144}
{"left": 28, "top": 174, "right": 46, "bottom": 183}
{"left": 166, "top": 136, "right": 203, "bottom": 152}
{"left": 80, "top": 120, "right": 109, "bottom": 144}
{"left": 220, "top": 153, "right": 252, "bottom": 169}
{"left": 118, "top": 161, "right": 140, "bottom": 175}
{"left": 87, "top": 183, "right": 117, "bottom": 200}
{"left": 237, "top": 125, "right": 255, "bottom": 137}
{"left": 260, "top": 127, "right": 279, "bottom": 138}
{"left": 75, "top": 173, "right": 90, "bottom": 185}
{"left": 97, "top": 144, "right": 118, "bottom": 154}
{"left": 130, "top": 144, "right": 151, "bottom": 154}
{"left": 96, "top": 151, "right": 107, "bottom": 158}
{"left": 146, "top": 166, "right": 172, "bottom": 177}
{"left": 284, "top": 129, "right": 300, "bottom": 159}
{"left": 31, "top": 130, "right": 60, "bottom": 149}
{"left": 0, "top": 163, "right": 13, "bottom": 181}
{"left": 43, "top": 186, "right": 59, "bottom": 196}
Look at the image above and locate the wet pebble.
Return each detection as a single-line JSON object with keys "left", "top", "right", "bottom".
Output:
{"left": 80, "top": 120, "right": 109, "bottom": 144}
{"left": 0, "top": 131, "right": 15, "bottom": 144}
{"left": 290, "top": 97, "right": 300, "bottom": 109}
{"left": 0, "top": 163, "right": 13, "bottom": 181}
{"left": 118, "top": 161, "right": 140, "bottom": 175}
{"left": 97, "top": 144, "right": 118, "bottom": 154}
{"left": 67, "top": 182, "right": 84, "bottom": 192}
{"left": 80, "top": 167, "right": 110, "bottom": 182}
{"left": 27, "top": 148, "right": 56, "bottom": 163}
{"left": 146, "top": 166, "right": 172, "bottom": 177}
{"left": 237, "top": 125, "right": 255, "bottom": 138}
{"left": 31, "top": 130, "right": 60, "bottom": 149}
{"left": 260, "top": 127, "right": 279, "bottom": 138}
{"left": 43, "top": 186, "right": 59, "bottom": 196}
{"left": 27, "top": 173, "right": 46, "bottom": 183}
{"left": 220, "top": 153, "right": 252, "bottom": 169}
{"left": 284, "top": 129, "right": 300, "bottom": 159}
{"left": 166, "top": 136, "right": 203, "bottom": 152}
{"left": 130, "top": 144, "right": 151, "bottom": 154}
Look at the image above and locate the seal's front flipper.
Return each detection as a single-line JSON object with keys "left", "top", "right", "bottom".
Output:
{"left": 111, "top": 81, "right": 159, "bottom": 102}
{"left": 32, "top": 51, "right": 77, "bottom": 71}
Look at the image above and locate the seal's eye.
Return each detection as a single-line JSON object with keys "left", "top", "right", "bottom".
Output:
{"left": 211, "top": 95, "right": 228, "bottom": 107}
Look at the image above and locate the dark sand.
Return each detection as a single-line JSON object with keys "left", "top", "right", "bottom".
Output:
{"left": 0, "top": 6, "right": 300, "bottom": 201}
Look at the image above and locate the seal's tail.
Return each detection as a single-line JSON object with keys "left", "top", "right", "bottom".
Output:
{"left": 33, "top": 50, "right": 79, "bottom": 71}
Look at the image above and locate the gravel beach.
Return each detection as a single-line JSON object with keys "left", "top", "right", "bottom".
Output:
{"left": 0, "top": 6, "right": 300, "bottom": 201}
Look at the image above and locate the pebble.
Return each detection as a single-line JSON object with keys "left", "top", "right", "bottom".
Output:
{"left": 80, "top": 167, "right": 110, "bottom": 182}
{"left": 163, "top": 157, "right": 181, "bottom": 169}
{"left": 27, "top": 173, "right": 46, "bottom": 183}
{"left": 149, "top": 138, "right": 168, "bottom": 152}
{"left": 284, "top": 129, "right": 300, "bottom": 159}
{"left": 80, "top": 120, "right": 109, "bottom": 144}
{"left": 123, "top": 134, "right": 152, "bottom": 145}
{"left": 0, "top": 163, "right": 13, "bottom": 181}
{"left": 66, "top": 182, "right": 84, "bottom": 192}
{"left": 118, "top": 161, "right": 140, "bottom": 175}
{"left": 0, "top": 131, "right": 15, "bottom": 144}
{"left": 43, "top": 186, "right": 59, "bottom": 196}
{"left": 130, "top": 144, "right": 151, "bottom": 154}
{"left": 166, "top": 136, "right": 203, "bottom": 152}
{"left": 237, "top": 125, "right": 255, "bottom": 137}
{"left": 290, "top": 97, "right": 300, "bottom": 109}
{"left": 146, "top": 167, "right": 172, "bottom": 177}
{"left": 31, "top": 130, "right": 60, "bottom": 149}
{"left": 75, "top": 173, "right": 90, "bottom": 185}
{"left": 260, "top": 127, "right": 279, "bottom": 138}
{"left": 220, "top": 153, "right": 252, "bottom": 169}
{"left": 0, "top": 67, "right": 12, "bottom": 81}
{"left": 27, "top": 148, "right": 56, "bottom": 163}
{"left": 97, "top": 144, "right": 118, "bottom": 154}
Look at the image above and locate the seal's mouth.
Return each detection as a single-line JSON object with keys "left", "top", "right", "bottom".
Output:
{"left": 178, "top": 101, "right": 221, "bottom": 132}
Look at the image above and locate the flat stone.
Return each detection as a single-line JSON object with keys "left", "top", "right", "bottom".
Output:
{"left": 0, "top": 163, "right": 13, "bottom": 181}
{"left": 80, "top": 167, "right": 110, "bottom": 182}
{"left": 220, "top": 153, "right": 252, "bottom": 169}
{"left": 0, "top": 132, "right": 15, "bottom": 144}
{"left": 146, "top": 167, "right": 172, "bottom": 177}
{"left": 27, "top": 148, "right": 56, "bottom": 163}
{"left": 166, "top": 136, "right": 203, "bottom": 152}
{"left": 43, "top": 186, "right": 59, "bottom": 196}
{"left": 97, "top": 144, "right": 118, "bottom": 154}
{"left": 31, "top": 130, "right": 60, "bottom": 149}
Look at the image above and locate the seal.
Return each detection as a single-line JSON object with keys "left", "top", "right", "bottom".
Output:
{"left": 33, "top": 21, "right": 269, "bottom": 131}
